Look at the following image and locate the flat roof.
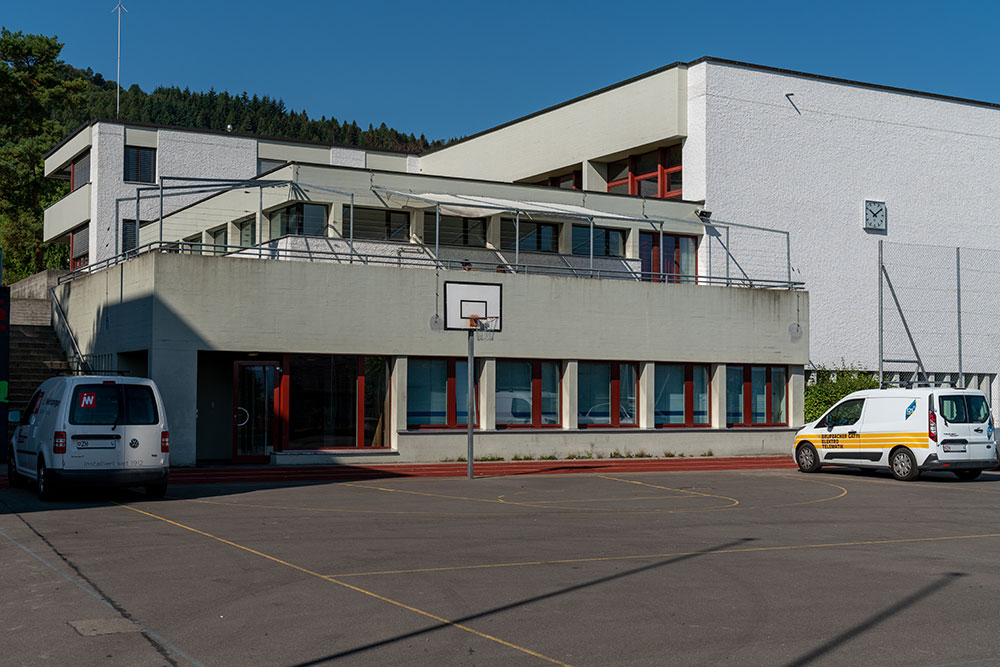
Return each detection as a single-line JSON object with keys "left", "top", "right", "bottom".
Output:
{"left": 422, "top": 56, "right": 1000, "bottom": 154}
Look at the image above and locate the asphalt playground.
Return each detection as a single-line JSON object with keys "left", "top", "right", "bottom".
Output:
{"left": 3, "top": 465, "right": 1000, "bottom": 666}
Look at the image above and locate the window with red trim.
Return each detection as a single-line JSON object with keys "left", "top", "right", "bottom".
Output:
{"left": 726, "top": 365, "right": 787, "bottom": 426}
{"left": 638, "top": 232, "right": 697, "bottom": 283}
{"left": 654, "top": 363, "right": 711, "bottom": 427}
{"left": 407, "top": 358, "right": 479, "bottom": 429}
{"left": 496, "top": 360, "right": 561, "bottom": 428}
{"left": 607, "top": 145, "right": 682, "bottom": 199}
{"left": 545, "top": 171, "right": 582, "bottom": 190}
{"left": 577, "top": 362, "right": 638, "bottom": 427}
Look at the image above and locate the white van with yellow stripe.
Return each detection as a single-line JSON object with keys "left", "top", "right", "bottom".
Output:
{"left": 794, "top": 388, "right": 997, "bottom": 481}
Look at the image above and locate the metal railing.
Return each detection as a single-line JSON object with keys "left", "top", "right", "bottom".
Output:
{"left": 49, "top": 287, "right": 91, "bottom": 373}
{"left": 57, "top": 238, "right": 805, "bottom": 290}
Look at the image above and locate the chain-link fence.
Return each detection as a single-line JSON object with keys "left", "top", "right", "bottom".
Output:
{"left": 879, "top": 240, "right": 996, "bottom": 399}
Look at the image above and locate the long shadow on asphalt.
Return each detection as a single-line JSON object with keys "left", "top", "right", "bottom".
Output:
{"left": 784, "top": 572, "right": 966, "bottom": 667}
{"left": 290, "top": 538, "right": 756, "bottom": 666}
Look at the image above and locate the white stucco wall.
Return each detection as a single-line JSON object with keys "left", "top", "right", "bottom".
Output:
{"left": 695, "top": 62, "right": 1000, "bottom": 381}
{"left": 90, "top": 124, "right": 258, "bottom": 263}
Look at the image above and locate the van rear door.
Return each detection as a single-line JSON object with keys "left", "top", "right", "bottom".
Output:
{"left": 64, "top": 382, "right": 124, "bottom": 471}
{"left": 119, "top": 383, "right": 164, "bottom": 470}
{"left": 938, "top": 392, "right": 992, "bottom": 462}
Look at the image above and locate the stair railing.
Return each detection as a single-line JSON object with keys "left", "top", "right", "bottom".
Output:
{"left": 49, "top": 287, "right": 91, "bottom": 373}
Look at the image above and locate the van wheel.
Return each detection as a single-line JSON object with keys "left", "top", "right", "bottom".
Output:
{"left": 145, "top": 482, "right": 168, "bottom": 499}
{"left": 796, "top": 444, "right": 821, "bottom": 473}
{"left": 37, "top": 458, "right": 57, "bottom": 501}
{"left": 954, "top": 469, "right": 983, "bottom": 481}
{"left": 890, "top": 448, "right": 920, "bottom": 481}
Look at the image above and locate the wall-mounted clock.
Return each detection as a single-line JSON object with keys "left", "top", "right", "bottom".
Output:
{"left": 864, "top": 200, "right": 886, "bottom": 231}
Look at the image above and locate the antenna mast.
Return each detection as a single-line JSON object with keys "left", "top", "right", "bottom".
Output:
{"left": 112, "top": 2, "right": 128, "bottom": 118}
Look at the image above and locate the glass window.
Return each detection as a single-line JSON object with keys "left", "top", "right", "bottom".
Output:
{"left": 257, "top": 158, "right": 285, "bottom": 175}
{"left": 771, "top": 367, "right": 787, "bottom": 424}
{"left": 726, "top": 366, "right": 744, "bottom": 425}
{"left": 940, "top": 394, "right": 989, "bottom": 424}
{"left": 270, "top": 204, "right": 327, "bottom": 238}
{"left": 751, "top": 367, "right": 767, "bottom": 424}
{"left": 655, "top": 364, "right": 685, "bottom": 425}
{"left": 123, "top": 385, "right": 159, "bottom": 425}
{"left": 407, "top": 359, "right": 448, "bottom": 427}
{"left": 540, "top": 362, "right": 559, "bottom": 425}
{"left": 124, "top": 146, "right": 156, "bottom": 183}
{"left": 571, "top": 225, "right": 625, "bottom": 257}
{"left": 618, "top": 364, "right": 636, "bottom": 425}
{"left": 634, "top": 150, "right": 659, "bottom": 176}
{"left": 70, "top": 384, "right": 121, "bottom": 425}
{"left": 345, "top": 206, "right": 409, "bottom": 241}
{"left": 210, "top": 226, "right": 227, "bottom": 255}
{"left": 288, "top": 356, "right": 357, "bottom": 448}
{"left": 122, "top": 219, "right": 138, "bottom": 253}
{"left": 71, "top": 151, "right": 90, "bottom": 191}
{"left": 238, "top": 219, "right": 256, "bottom": 247}
{"left": 607, "top": 160, "right": 629, "bottom": 183}
{"left": 500, "top": 219, "right": 558, "bottom": 253}
{"left": 456, "top": 360, "right": 471, "bottom": 424}
{"left": 497, "top": 361, "right": 533, "bottom": 425}
{"left": 424, "top": 213, "right": 486, "bottom": 248}
{"left": 578, "top": 363, "right": 611, "bottom": 425}
{"left": 605, "top": 145, "right": 682, "bottom": 199}
{"left": 824, "top": 399, "right": 865, "bottom": 427}
{"left": 966, "top": 395, "right": 991, "bottom": 423}
{"left": 363, "top": 357, "right": 391, "bottom": 447}
{"left": 638, "top": 232, "right": 697, "bottom": 283}
{"left": 693, "top": 365, "right": 709, "bottom": 424}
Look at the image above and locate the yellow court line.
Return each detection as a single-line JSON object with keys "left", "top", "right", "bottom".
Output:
{"left": 342, "top": 482, "right": 603, "bottom": 512}
{"left": 184, "top": 497, "right": 483, "bottom": 517}
{"left": 117, "top": 503, "right": 573, "bottom": 667}
{"left": 596, "top": 475, "right": 741, "bottom": 508}
{"left": 325, "top": 531, "right": 1000, "bottom": 578}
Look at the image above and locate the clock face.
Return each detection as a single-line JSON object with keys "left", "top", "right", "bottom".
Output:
{"left": 865, "top": 200, "right": 886, "bottom": 230}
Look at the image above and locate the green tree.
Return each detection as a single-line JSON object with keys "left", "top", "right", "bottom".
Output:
{"left": 804, "top": 363, "right": 879, "bottom": 422}
{"left": 0, "top": 28, "right": 83, "bottom": 282}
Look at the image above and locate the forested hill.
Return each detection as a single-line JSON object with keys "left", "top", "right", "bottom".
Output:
{"left": 54, "top": 65, "right": 446, "bottom": 153}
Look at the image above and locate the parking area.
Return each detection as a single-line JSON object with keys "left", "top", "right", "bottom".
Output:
{"left": 3, "top": 467, "right": 1000, "bottom": 666}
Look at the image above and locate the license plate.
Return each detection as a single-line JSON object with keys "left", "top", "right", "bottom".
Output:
{"left": 943, "top": 444, "right": 967, "bottom": 453}
{"left": 76, "top": 440, "right": 115, "bottom": 449}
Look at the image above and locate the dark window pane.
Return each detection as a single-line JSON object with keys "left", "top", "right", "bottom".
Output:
{"left": 693, "top": 365, "right": 709, "bottom": 424}
{"left": 496, "top": 361, "right": 532, "bottom": 425}
{"left": 541, "top": 362, "right": 560, "bottom": 425}
{"left": 608, "top": 160, "right": 629, "bottom": 182}
{"left": 557, "top": 174, "right": 575, "bottom": 189}
{"left": 578, "top": 362, "right": 611, "bottom": 425}
{"left": 407, "top": 359, "right": 447, "bottom": 426}
{"left": 638, "top": 177, "right": 659, "bottom": 197}
{"left": 302, "top": 204, "right": 326, "bottom": 236}
{"left": 72, "top": 152, "right": 90, "bottom": 191}
{"left": 665, "top": 144, "right": 682, "bottom": 168}
{"left": 771, "top": 367, "right": 786, "bottom": 424}
{"left": 940, "top": 396, "right": 968, "bottom": 423}
{"left": 500, "top": 219, "right": 558, "bottom": 253}
{"left": 122, "top": 219, "right": 138, "bottom": 252}
{"left": 751, "top": 367, "right": 767, "bottom": 423}
{"left": 667, "top": 170, "right": 683, "bottom": 193}
{"left": 364, "top": 357, "right": 390, "bottom": 446}
{"left": 424, "top": 213, "right": 486, "bottom": 247}
{"left": 967, "top": 395, "right": 990, "bottom": 423}
{"left": 619, "top": 364, "right": 637, "bottom": 425}
{"left": 347, "top": 206, "right": 408, "bottom": 241}
{"left": 288, "top": 355, "right": 357, "bottom": 448}
{"left": 124, "top": 146, "right": 156, "bottom": 183}
{"left": 69, "top": 384, "right": 121, "bottom": 425}
{"left": 634, "top": 150, "right": 659, "bottom": 176}
{"left": 124, "top": 385, "right": 159, "bottom": 425}
{"left": 608, "top": 182, "right": 628, "bottom": 194}
{"left": 655, "top": 363, "right": 685, "bottom": 425}
{"left": 238, "top": 219, "right": 256, "bottom": 246}
{"left": 727, "top": 366, "right": 744, "bottom": 424}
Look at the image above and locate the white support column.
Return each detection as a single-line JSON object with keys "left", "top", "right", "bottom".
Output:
{"left": 558, "top": 221, "right": 573, "bottom": 255}
{"left": 562, "top": 360, "right": 578, "bottom": 429}
{"left": 639, "top": 361, "right": 656, "bottom": 429}
{"left": 485, "top": 214, "right": 502, "bottom": 250}
{"left": 788, "top": 365, "right": 805, "bottom": 428}
{"left": 711, "top": 364, "right": 726, "bottom": 429}
{"left": 409, "top": 209, "right": 424, "bottom": 244}
{"left": 327, "top": 201, "right": 340, "bottom": 238}
{"left": 479, "top": 358, "right": 496, "bottom": 430}
{"left": 390, "top": 356, "right": 408, "bottom": 449}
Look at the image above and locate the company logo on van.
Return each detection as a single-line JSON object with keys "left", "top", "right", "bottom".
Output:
{"left": 905, "top": 400, "right": 917, "bottom": 420}
{"left": 129, "top": 438, "right": 140, "bottom": 449}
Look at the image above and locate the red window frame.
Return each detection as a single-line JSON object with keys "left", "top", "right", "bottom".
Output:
{"left": 640, "top": 232, "right": 699, "bottom": 283}
{"left": 728, "top": 365, "right": 788, "bottom": 427}
{"left": 407, "top": 357, "right": 480, "bottom": 430}
{"left": 607, "top": 147, "right": 682, "bottom": 200}
{"left": 546, "top": 171, "right": 582, "bottom": 190}
{"left": 578, "top": 362, "right": 639, "bottom": 429}
{"left": 275, "top": 354, "right": 392, "bottom": 451}
{"left": 494, "top": 359, "right": 562, "bottom": 430}
{"left": 69, "top": 231, "right": 88, "bottom": 270}
{"left": 655, "top": 363, "right": 712, "bottom": 428}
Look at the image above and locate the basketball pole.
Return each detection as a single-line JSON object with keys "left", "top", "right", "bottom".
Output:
{"left": 467, "top": 329, "right": 475, "bottom": 479}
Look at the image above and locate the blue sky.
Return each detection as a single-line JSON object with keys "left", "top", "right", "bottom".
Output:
{"left": 5, "top": 0, "right": 998, "bottom": 140}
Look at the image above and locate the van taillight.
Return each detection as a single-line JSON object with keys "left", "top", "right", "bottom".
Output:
{"left": 54, "top": 431, "right": 67, "bottom": 454}
{"left": 929, "top": 410, "right": 938, "bottom": 443}
{"left": 160, "top": 431, "right": 170, "bottom": 453}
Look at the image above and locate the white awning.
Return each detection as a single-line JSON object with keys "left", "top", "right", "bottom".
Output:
{"left": 375, "top": 190, "right": 642, "bottom": 222}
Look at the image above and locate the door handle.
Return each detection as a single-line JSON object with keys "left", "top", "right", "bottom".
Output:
{"left": 974, "top": 428, "right": 984, "bottom": 433}
{"left": 235, "top": 407, "right": 249, "bottom": 427}
{"left": 848, "top": 431, "right": 858, "bottom": 435}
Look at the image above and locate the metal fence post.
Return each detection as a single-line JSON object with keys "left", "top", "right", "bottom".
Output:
{"left": 878, "top": 239, "right": 883, "bottom": 387}
{"left": 785, "top": 231, "right": 792, "bottom": 289}
{"left": 956, "top": 246, "right": 963, "bottom": 386}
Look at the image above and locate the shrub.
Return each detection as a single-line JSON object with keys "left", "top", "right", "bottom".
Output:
{"left": 805, "top": 362, "right": 879, "bottom": 422}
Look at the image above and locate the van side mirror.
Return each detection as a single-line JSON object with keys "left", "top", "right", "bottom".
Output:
{"left": 8, "top": 410, "right": 21, "bottom": 424}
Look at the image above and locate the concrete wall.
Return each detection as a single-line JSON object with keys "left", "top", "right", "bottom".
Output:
{"left": 57, "top": 252, "right": 808, "bottom": 465}
{"left": 420, "top": 67, "right": 688, "bottom": 183}
{"left": 43, "top": 183, "right": 90, "bottom": 241}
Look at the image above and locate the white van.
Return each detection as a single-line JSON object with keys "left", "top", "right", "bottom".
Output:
{"left": 794, "top": 387, "right": 997, "bottom": 481}
{"left": 7, "top": 376, "right": 169, "bottom": 499}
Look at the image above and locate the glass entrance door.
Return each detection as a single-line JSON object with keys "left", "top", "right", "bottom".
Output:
{"left": 233, "top": 362, "right": 280, "bottom": 462}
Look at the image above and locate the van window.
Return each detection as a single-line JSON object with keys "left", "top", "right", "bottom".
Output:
{"left": 940, "top": 394, "right": 990, "bottom": 424}
{"left": 69, "top": 384, "right": 159, "bottom": 426}
{"left": 21, "top": 391, "right": 43, "bottom": 425}
{"left": 823, "top": 399, "right": 864, "bottom": 427}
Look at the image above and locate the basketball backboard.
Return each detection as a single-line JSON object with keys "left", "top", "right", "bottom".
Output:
{"left": 443, "top": 281, "right": 502, "bottom": 331}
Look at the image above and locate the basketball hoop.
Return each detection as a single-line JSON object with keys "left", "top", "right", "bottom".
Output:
{"left": 469, "top": 315, "right": 498, "bottom": 341}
